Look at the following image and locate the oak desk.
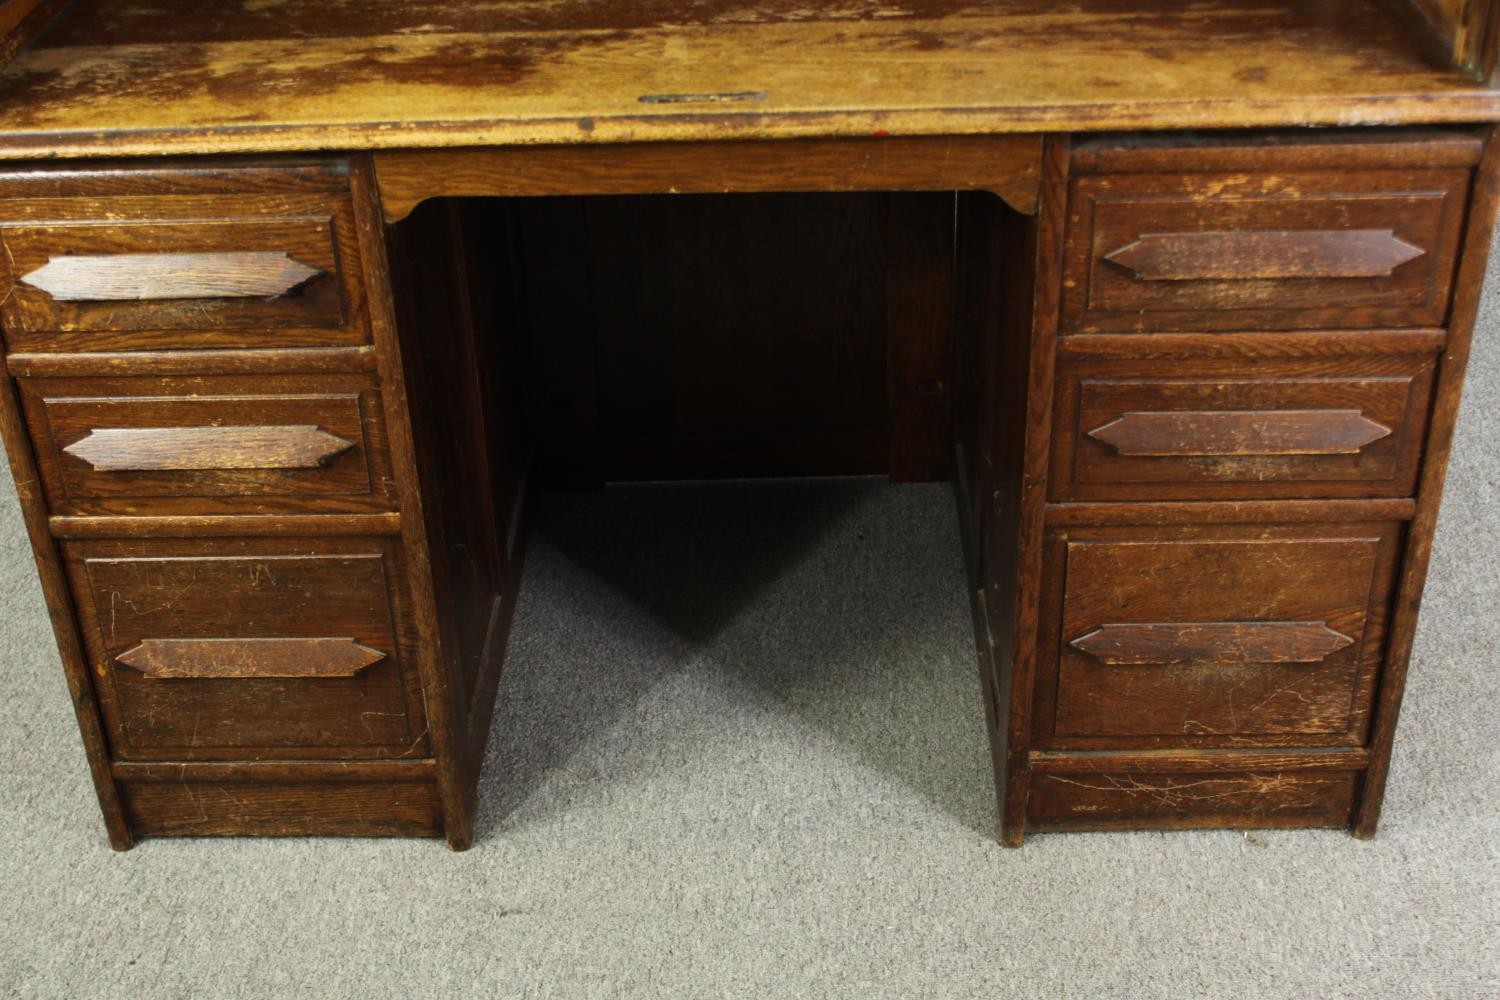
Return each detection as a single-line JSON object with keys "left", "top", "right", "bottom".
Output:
{"left": 0, "top": 0, "right": 1497, "bottom": 850}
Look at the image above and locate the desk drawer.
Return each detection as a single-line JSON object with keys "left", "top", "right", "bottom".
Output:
{"left": 64, "top": 536, "right": 429, "bottom": 762}
{"left": 20, "top": 373, "right": 396, "bottom": 517}
{"left": 1062, "top": 167, "right": 1470, "bottom": 333}
{"left": 1035, "top": 522, "right": 1401, "bottom": 750}
{"left": 1051, "top": 354, "right": 1437, "bottom": 501}
{"left": 0, "top": 193, "right": 367, "bottom": 352}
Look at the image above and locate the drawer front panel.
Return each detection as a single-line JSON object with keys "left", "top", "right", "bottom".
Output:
{"left": 1063, "top": 168, "right": 1470, "bottom": 333}
{"left": 21, "top": 373, "right": 396, "bottom": 516}
{"left": 65, "top": 537, "right": 429, "bottom": 761}
{"left": 0, "top": 192, "right": 367, "bottom": 352}
{"left": 1036, "top": 523, "right": 1401, "bottom": 750}
{"left": 1029, "top": 768, "right": 1359, "bottom": 831}
{"left": 120, "top": 777, "right": 444, "bottom": 838}
{"left": 1051, "top": 355, "right": 1436, "bottom": 501}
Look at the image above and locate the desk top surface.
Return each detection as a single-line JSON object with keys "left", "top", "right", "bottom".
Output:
{"left": 0, "top": 0, "right": 1498, "bottom": 160}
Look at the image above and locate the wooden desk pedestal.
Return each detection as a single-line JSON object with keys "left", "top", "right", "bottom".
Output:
{"left": 1, "top": 124, "right": 1492, "bottom": 849}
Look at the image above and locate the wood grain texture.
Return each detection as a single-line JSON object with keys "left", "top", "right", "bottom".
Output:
{"left": 995, "top": 136, "right": 1072, "bottom": 847}
{"left": 376, "top": 137, "right": 1042, "bottom": 221}
{"left": 349, "top": 155, "right": 471, "bottom": 849}
{"left": 116, "top": 637, "right": 387, "bottom": 679}
{"left": 1355, "top": 124, "right": 1500, "bottom": 837}
{"left": 1062, "top": 146, "right": 1476, "bottom": 334}
{"left": 20, "top": 373, "right": 397, "bottom": 517}
{"left": 1, "top": 0, "right": 1498, "bottom": 159}
{"left": 382, "top": 184, "right": 533, "bottom": 851}
{"left": 62, "top": 424, "right": 354, "bottom": 472}
{"left": 63, "top": 535, "right": 430, "bottom": 762}
{"left": 1029, "top": 768, "right": 1359, "bottom": 831}
{"left": 1051, "top": 354, "right": 1437, "bottom": 502}
{"left": 120, "top": 777, "right": 444, "bottom": 838}
{"left": 5, "top": 346, "right": 379, "bottom": 379}
{"left": 1070, "top": 621, "right": 1355, "bottom": 666}
{"left": 1086, "top": 409, "right": 1393, "bottom": 458}
{"left": 0, "top": 176, "right": 368, "bottom": 353}
{"left": 20, "top": 250, "right": 323, "bottom": 301}
{"left": 1029, "top": 747, "right": 1369, "bottom": 773}
{"left": 1034, "top": 521, "right": 1403, "bottom": 749}
{"left": 1102, "top": 229, "right": 1425, "bottom": 281}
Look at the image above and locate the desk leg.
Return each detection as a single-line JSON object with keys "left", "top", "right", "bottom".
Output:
{"left": 354, "top": 160, "right": 531, "bottom": 850}
{"left": 954, "top": 137, "right": 1070, "bottom": 847}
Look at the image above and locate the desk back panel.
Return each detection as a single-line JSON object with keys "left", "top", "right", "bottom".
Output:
{"left": 506, "top": 192, "right": 959, "bottom": 485}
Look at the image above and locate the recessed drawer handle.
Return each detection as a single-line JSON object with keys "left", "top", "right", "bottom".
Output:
{"left": 1071, "top": 621, "right": 1355, "bottom": 666}
{"left": 1086, "top": 408, "right": 1393, "bottom": 457}
{"left": 116, "top": 637, "right": 386, "bottom": 679}
{"left": 19, "top": 250, "right": 324, "bottom": 301}
{"left": 62, "top": 424, "right": 355, "bottom": 472}
{"left": 1103, "top": 229, "right": 1425, "bottom": 281}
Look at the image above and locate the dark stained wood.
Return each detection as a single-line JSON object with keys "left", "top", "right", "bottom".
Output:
{"left": 1069, "top": 128, "right": 1487, "bottom": 174}
{"left": 1035, "top": 521, "right": 1403, "bottom": 749}
{"left": 63, "top": 535, "right": 430, "bottom": 761}
{"left": 0, "top": 300, "right": 131, "bottom": 849}
{"left": 116, "top": 637, "right": 387, "bottom": 680}
{"left": 1051, "top": 353, "right": 1437, "bottom": 501}
{"left": 886, "top": 192, "right": 957, "bottom": 482}
{"left": 955, "top": 135, "right": 1073, "bottom": 849}
{"left": 5, "top": 346, "right": 379, "bottom": 379}
{"left": 1057, "top": 329, "right": 1449, "bottom": 361}
{"left": 0, "top": 203, "right": 367, "bottom": 352}
{"left": 1063, "top": 161, "right": 1474, "bottom": 334}
{"left": 2, "top": 0, "right": 1498, "bottom": 159}
{"left": 515, "top": 191, "right": 960, "bottom": 483}
{"left": 1103, "top": 229, "right": 1426, "bottom": 282}
{"left": 62, "top": 425, "right": 354, "bottom": 472}
{"left": 120, "top": 777, "right": 444, "bottom": 838}
{"left": 1356, "top": 123, "right": 1500, "bottom": 837}
{"left": 1047, "top": 498, "right": 1417, "bottom": 527}
{"left": 20, "top": 373, "right": 397, "bottom": 517}
{"left": 49, "top": 512, "right": 402, "bottom": 539}
{"left": 0, "top": 0, "right": 73, "bottom": 69}
{"left": 348, "top": 155, "right": 471, "bottom": 849}
{"left": 1029, "top": 747, "right": 1370, "bottom": 773}
{"left": 20, "top": 249, "right": 323, "bottom": 301}
{"left": 1070, "top": 621, "right": 1356, "bottom": 666}
{"left": 377, "top": 137, "right": 1042, "bottom": 222}
{"left": 373, "top": 166, "right": 535, "bottom": 850}
{"left": 1085, "top": 409, "right": 1394, "bottom": 458}
{"left": 112, "top": 758, "right": 435, "bottom": 782}
{"left": 1028, "top": 768, "right": 1360, "bottom": 832}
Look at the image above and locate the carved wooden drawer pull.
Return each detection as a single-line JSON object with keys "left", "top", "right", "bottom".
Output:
{"left": 1086, "top": 408, "right": 1393, "bottom": 457}
{"left": 116, "top": 637, "right": 386, "bottom": 679}
{"left": 1070, "top": 621, "right": 1355, "bottom": 666}
{"left": 63, "top": 424, "right": 355, "bottom": 472}
{"left": 1103, "top": 229, "right": 1425, "bottom": 281}
{"left": 19, "top": 251, "right": 324, "bottom": 301}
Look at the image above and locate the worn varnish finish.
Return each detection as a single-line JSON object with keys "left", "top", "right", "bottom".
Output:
{"left": 2, "top": 0, "right": 1500, "bottom": 157}
{"left": 115, "top": 637, "right": 387, "bottom": 680}
{"left": 1051, "top": 354, "right": 1438, "bottom": 501}
{"left": 376, "top": 137, "right": 1042, "bottom": 221}
{"left": 0, "top": 3, "right": 1497, "bottom": 850}
{"left": 20, "top": 249, "right": 324, "bottom": 302}
{"left": 19, "top": 373, "right": 397, "bottom": 516}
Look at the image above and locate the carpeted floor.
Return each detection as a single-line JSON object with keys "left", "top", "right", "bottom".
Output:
{"left": 2, "top": 274, "right": 1497, "bottom": 999}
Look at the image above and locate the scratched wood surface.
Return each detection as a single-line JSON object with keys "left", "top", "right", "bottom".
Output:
{"left": 64, "top": 534, "right": 431, "bottom": 761}
{"left": 0, "top": 0, "right": 1497, "bottom": 158}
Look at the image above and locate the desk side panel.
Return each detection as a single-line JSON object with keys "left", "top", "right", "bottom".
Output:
{"left": 381, "top": 191, "right": 531, "bottom": 846}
